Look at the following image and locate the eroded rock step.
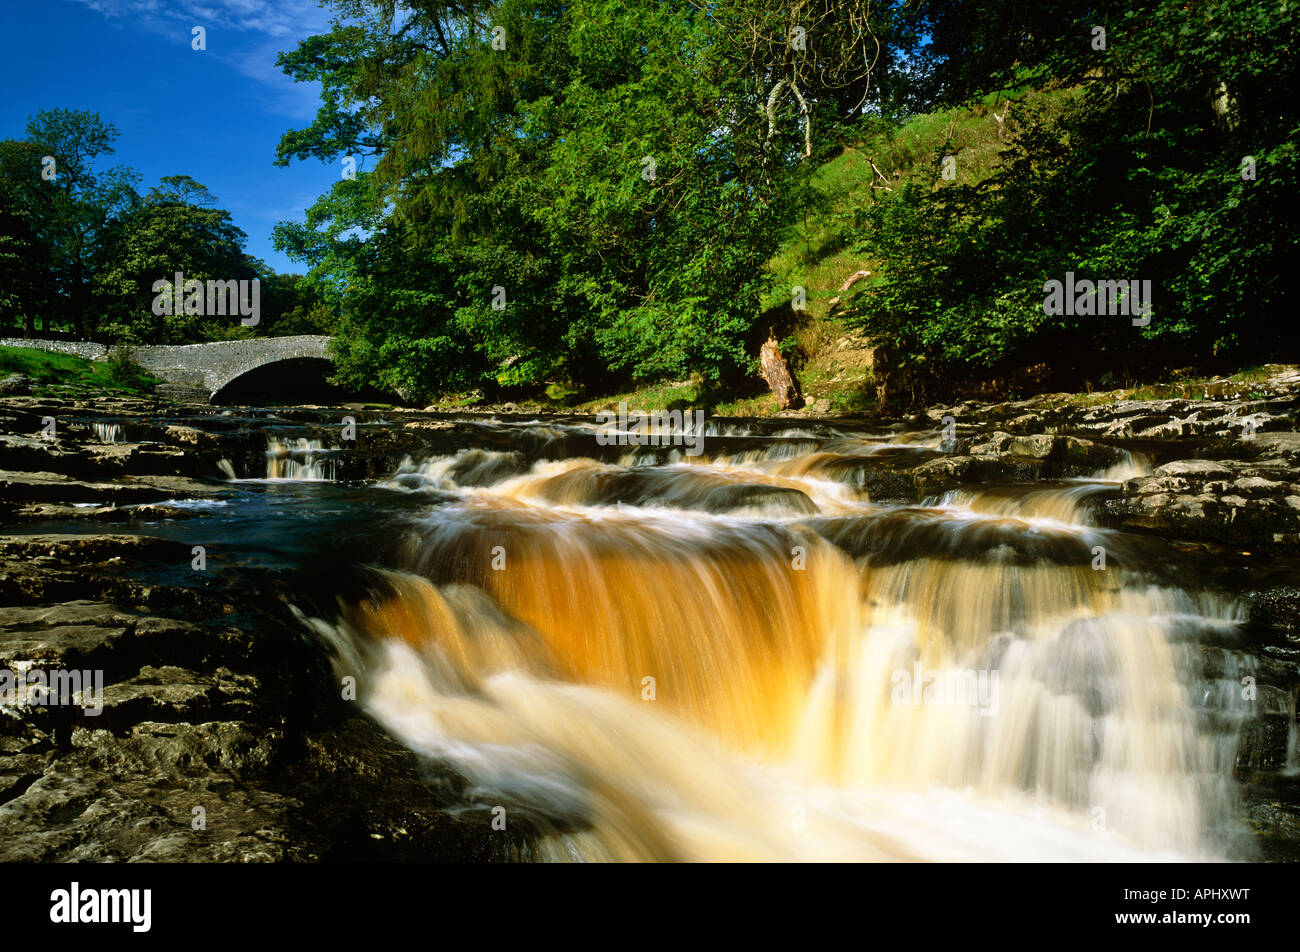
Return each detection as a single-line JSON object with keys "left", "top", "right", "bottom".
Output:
{"left": 0, "top": 533, "right": 540, "bottom": 862}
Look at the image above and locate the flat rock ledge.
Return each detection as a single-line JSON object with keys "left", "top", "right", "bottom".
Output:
{"left": 0, "top": 534, "right": 538, "bottom": 862}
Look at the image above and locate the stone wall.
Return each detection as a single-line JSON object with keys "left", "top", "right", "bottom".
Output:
{"left": 0, "top": 336, "right": 334, "bottom": 402}
{"left": 0, "top": 338, "right": 109, "bottom": 361}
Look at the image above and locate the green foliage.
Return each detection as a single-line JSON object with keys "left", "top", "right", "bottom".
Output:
{"left": 6, "top": 1, "right": 1289, "bottom": 408}
{"left": 16, "top": 109, "right": 140, "bottom": 336}
{"left": 0, "top": 345, "right": 157, "bottom": 395}
{"left": 93, "top": 177, "right": 259, "bottom": 343}
{"left": 0, "top": 140, "right": 57, "bottom": 334}
{"left": 3, "top": 115, "right": 317, "bottom": 348}
{"left": 845, "top": 0, "right": 1300, "bottom": 394}
{"left": 275, "top": 0, "right": 905, "bottom": 402}
{"left": 105, "top": 348, "right": 155, "bottom": 390}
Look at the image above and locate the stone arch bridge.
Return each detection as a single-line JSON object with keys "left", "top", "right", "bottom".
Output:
{"left": 0, "top": 336, "right": 335, "bottom": 403}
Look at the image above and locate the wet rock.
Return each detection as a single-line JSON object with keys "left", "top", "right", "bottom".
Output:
{"left": 0, "top": 720, "right": 308, "bottom": 862}
{"left": 1245, "top": 586, "right": 1300, "bottom": 642}
{"left": 0, "top": 600, "right": 149, "bottom": 671}
{"left": 71, "top": 720, "right": 282, "bottom": 775}
{"left": 0, "top": 533, "right": 191, "bottom": 564}
{"left": 5, "top": 503, "right": 132, "bottom": 523}
{"left": 1153, "top": 459, "right": 1234, "bottom": 479}
{"left": 78, "top": 444, "right": 198, "bottom": 478}
{"left": 1235, "top": 716, "right": 1294, "bottom": 772}
{"left": 964, "top": 432, "right": 1129, "bottom": 475}
{"left": 278, "top": 716, "right": 537, "bottom": 861}
{"left": 0, "top": 499, "right": 506, "bottom": 862}
{"left": 912, "top": 456, "right": 974, "bottom": 498}
{"left": 95, "top": 666, "right": 262, "bottom": 725}
{"left": 402, "top": 420, "right": 456, "bottom": 432}
{"left": 162, "top": 424, "right": 220, "bottom": 447}
{"left": 0, "top": 434, "right": 79, "bottom": 471}
{"left": 0, "top": 374, "right": 32, "bottom": 395}
{"left": 1102, "top": 460, "right": 1300, "bottom": 550}
{"left": 3, "top": 501, "right": 203, "bottom": 523}
{"left": 0, "top": 469, "right": 223, "bottom": 506}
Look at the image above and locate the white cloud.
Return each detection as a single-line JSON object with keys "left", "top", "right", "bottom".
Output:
{"left": 72, "top": 0, "right": 332, "bottom": 38}
{"left": 70, "top": 0, "right": 336, "bottom": 118}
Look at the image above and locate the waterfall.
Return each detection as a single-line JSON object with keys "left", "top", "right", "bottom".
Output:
{"left": 265, "top": 437, "right": 337, "bottom": 481}
{"left": 301, "top": 430, "right": 1260, "bottom": 861}
{"left": 92, "top": 422, "right": 124, "bottom": 443}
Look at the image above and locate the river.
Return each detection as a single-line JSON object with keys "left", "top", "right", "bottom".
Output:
{"left": 72, "top": 411, "right": 1260, "bottom": 862}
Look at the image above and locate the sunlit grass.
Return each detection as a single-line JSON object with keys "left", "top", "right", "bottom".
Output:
{"left": 0, "top": 345, "right": 158, "bottom": 396}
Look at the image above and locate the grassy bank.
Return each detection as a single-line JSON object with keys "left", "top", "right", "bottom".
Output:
{"left": 0, "top": 346, "right": 159, "bottom": 397}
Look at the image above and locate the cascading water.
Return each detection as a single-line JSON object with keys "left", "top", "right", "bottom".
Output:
{"left": 299, "top": 426, "right": 1259, "bottom": 861}
{"left": 265, "top": 437, "right": 337, "bottom": 481}
{"left": 92, "top": 422, "right": 124, "bottom": 443}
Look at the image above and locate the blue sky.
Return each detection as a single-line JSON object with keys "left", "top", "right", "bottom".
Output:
{"left": 1, "top": 0, "right": 345, "bottom": 274}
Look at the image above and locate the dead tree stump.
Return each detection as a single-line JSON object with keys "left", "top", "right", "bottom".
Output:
{"left": 759, "top": 330, "right": 804, "bottom": 410}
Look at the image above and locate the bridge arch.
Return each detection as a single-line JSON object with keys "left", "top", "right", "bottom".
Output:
{"left": 209, "top": 354, "right": 338, "bottom": 404}
{"left": 127, "top": 336, "right": 335, "bottom": 403}
{"left": 0, "top": 335, "right": 339, "bottom": 403}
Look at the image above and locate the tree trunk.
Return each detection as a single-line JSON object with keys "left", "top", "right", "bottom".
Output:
{"left": 70, "top": 258, "right": 86, "bottom": 337}
{"left": 760, "top": 331, "right": 804, "bottom": 410}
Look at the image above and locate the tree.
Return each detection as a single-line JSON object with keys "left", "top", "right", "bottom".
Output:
{"left": 274, "top": 0, "right": 905, "bottom": 401}
{"left": 93, "top": 177, "right": 257, "bottom": 343}
{"left": 0, "top": 139, "right": 57, "bottom": 335}
{"left": 848, "top": 0, "right": 1300, "bottom": 395}
{"left": 22, "top": 109, "right": 138, "bottom": 336}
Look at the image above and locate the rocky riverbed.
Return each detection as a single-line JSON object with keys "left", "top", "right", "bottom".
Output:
{"left": 2, "top": 369, "right": 1299, "bottom": 861}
